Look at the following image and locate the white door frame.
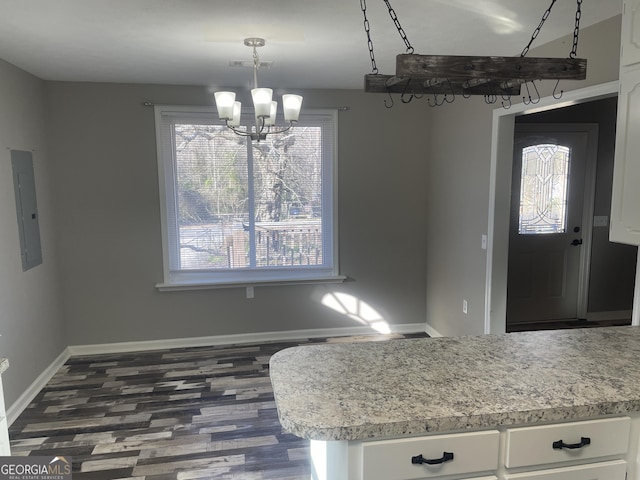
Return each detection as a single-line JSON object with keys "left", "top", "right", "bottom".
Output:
{"left": 510, "top": 123, "right": 599, "bottom": 323}
{"left": 484, "top": 80, "right": 638, "bottom": 334}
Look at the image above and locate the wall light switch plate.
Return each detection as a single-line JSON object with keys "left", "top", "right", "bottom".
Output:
{"left": 462, "top": 299, "right": 468, "bottom": 314}
{"left": 593, "top": 216, "right": 609, "bottom": 227}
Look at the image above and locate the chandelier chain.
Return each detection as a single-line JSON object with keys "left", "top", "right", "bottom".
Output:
{"left": 360, "top": 0, "right": 379, "bottom": 74}
{"left": 570, "top": 0, "right": 583, "bottom": 58}
{"left": 383, "top": 0, "right": 414, "bottom": 54}
{"left": 521, "top": 0, "right": 557, "bottom": 57}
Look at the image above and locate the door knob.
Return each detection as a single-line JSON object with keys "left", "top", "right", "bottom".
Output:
{"left": 570, "top": 239, "right": 583, "bottom": 246}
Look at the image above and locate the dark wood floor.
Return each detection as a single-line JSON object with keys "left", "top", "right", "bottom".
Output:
{"left": 9, "top": 332, "right": 427, "bottom": 479}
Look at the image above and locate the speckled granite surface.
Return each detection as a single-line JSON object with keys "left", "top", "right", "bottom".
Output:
{"left": 0, "top": 358, "right": 8, "bottom": 375}
{"left": 270, "top": 326, "right": 640, "bottom": 441}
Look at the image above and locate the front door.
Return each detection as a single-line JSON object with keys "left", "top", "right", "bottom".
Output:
{"left": 507, "top": 125, "right": 595, "bottom": 324}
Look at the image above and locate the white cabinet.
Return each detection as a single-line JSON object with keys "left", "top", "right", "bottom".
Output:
{"left": 504, "top": 417, "right": 630, "bottom": 469}
{"left": 344, "top": 417, "right": 633, "bottom": 480}
{"left": 622, "top": 0, "right": 640, "bottom": 67}
{"left": 611, "top": 0, "right": 640, "bottom": 244}
{"left": 611, "top": 65, "right": 640, "bottom": 244}
{"left": 361, "top": 430, "right": 500, "bottom": 480}
{"left": 501, "top": 417, "right": 630, "bottom": 480}
{"left": 503, "top": 460, "right": 627, "bottom": 480}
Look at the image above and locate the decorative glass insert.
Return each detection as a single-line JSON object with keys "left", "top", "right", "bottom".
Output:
{"left": 518, "top": 143, "right": 570, "bottom": 235}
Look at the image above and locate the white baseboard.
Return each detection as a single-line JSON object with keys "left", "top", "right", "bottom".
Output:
{"left": 8, "top": 324, "right": 425, "bottom": 424}
{"left": 67, "top": 323, "right": 427, "bottom": 356}
{"left": 8, "top": 324, "right": 423, "bottom": 424}
{"left": 7, "top": 347, "right": 71, "bottom": 426}
{"left": 586, "top": 310, "right": 633, "bottom": 322}
{"left": 424, "top": 323, "right": 444, "bottom": 337}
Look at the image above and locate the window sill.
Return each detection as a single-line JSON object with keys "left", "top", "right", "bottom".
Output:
{"left": 156, "top": 275, "right": 347, "bottom": 292}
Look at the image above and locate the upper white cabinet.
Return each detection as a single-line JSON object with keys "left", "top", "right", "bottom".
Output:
{"left": 611, "top": 0, "right": 640, "bottom": 244}
{"left": 622, "top": 0, "right": 640, "bottom": 67}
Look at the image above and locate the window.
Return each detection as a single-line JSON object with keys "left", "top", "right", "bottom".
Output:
{"left": 518, "top": 143, "right": 571, "bottom": 235}
{"left": 154, "top": 106, "right": 340, "bottom": 289}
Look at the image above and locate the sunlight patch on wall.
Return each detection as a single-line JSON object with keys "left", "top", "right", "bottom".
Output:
{"left": 321, "top": 292, "right": 391, "bottom": 334}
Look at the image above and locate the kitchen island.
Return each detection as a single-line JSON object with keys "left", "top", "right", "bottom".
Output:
{"left": 269, "top": 326, "right": 640, "bottom": 479}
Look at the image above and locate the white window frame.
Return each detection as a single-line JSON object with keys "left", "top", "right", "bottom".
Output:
{"left": 154, "top": 105, "right": 343, "bottom": 290}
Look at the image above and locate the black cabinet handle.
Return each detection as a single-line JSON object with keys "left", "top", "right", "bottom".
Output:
{"left": 411, "top": 452, "right": 454, "bottom": 465}
{"left": 552, "top": 437, "right": 591, "bottom": 450}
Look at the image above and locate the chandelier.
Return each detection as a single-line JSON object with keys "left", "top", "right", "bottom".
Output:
{"left": 214, "top": 38, "right": 303, "bottom": 142}
{"left": 361, "top": 0, "right": 586, "bottom": 108}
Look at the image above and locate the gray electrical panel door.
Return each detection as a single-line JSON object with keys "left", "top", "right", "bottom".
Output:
{"left": 11, "top": 150, "right": 43, "bottom": 271}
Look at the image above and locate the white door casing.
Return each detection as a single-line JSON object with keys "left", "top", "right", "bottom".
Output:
{"left": 507, "top": 124, "right": 598, "bottom": 324}
{"left": 485, "top": 81, "right": 626, "bottom": 334}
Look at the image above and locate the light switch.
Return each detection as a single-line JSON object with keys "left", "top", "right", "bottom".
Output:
{"left": 593, "top": 216, "right": 609, "bottom": 227}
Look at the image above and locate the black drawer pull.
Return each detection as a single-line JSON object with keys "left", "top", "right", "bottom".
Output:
{"left": 411, "top": 452, "right": 454, "bottom": 465}
{"left": 552, "top": 437, "right": 591, "bottom": 450}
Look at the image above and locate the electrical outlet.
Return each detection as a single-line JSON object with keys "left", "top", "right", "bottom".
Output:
{"left": 246, "top": 286, "right": 254, "bottom": 299}
{"left": 462, "top": 299, "right": 468, "bottom": 315}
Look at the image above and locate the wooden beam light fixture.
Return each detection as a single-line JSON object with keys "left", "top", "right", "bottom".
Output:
{"left": 360, "top": 0, "right": 586, "bottom": 108}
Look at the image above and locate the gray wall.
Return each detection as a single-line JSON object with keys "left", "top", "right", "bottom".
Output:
{"left": 425, "top": 16, "right": 623, "bottom": 337}
{"left": 44, "top": 83, "right": 431, "bottom": 345}
{"left": 0, "top": 59, "right": 66, "bottom": 406}
{"left": 517, "top": 97, "right": 637, "bottom": 314}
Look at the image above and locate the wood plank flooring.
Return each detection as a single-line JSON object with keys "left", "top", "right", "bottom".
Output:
{"left": 8, "top": 332, "right": 427, "bottom": 479}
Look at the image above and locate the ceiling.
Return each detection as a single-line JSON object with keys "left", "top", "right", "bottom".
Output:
{"left": 0, "top": 0, "right": 622, "bottom": 91}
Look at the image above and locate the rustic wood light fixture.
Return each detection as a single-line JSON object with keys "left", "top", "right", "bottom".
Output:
{"left": 361, "top": 0, "right": 586, "bottom": 108}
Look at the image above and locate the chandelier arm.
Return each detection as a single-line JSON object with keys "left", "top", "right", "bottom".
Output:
{"left": 264, "top": 122, "right": 295, "bottom": 135}
{"left": 225, "top": 121, "right": 255, "bottom": 137}
{"left": 520, "top": 0, "right": 557, "bottom": 57}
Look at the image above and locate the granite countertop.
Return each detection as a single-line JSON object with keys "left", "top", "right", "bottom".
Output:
{"left": 0, "top": 358, "right": 8, "bottom": 375}
{"left": 269, "top": 326, "right": 640, "bottom": 441}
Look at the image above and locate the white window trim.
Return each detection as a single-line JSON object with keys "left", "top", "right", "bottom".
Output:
{"left": 153, "top": 105, "right": 344, "bottom": 290}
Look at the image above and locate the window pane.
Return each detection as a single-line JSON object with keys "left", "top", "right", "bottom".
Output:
{"left": 174, "top": 124, "right": 249, "bottom": 269}
{"left": 518, "top": 144, "right": 570, "bottom": 235}
{"left": 172, "top": 122, "right": 327, "bottom": 271}
{"left": 156, "top": 106, "right": 337, "bottom": 286}
{"left": 252, "top": 126, "right": 324, "bottom": 267}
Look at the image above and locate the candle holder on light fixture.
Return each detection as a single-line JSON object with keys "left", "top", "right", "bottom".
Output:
{"left": 214, "top": 38, "right": 303, "bottom": 142}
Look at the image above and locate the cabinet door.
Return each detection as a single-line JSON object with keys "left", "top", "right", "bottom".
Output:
{"left": 611, "top": 66, "right": 640, "bottom": 244}
{"left": 505, "top": 417, "right": 630, "bottom": 468}
{"left": 622, "top": 0, "right": 640, "bottom": 66}
{"left": 503, "top": 460, "right": 626, "bottom": 479}
{"left": 361, "top": 430, "right": 499, "bottom": 480}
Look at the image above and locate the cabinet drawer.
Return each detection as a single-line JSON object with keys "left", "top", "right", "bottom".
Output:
{"left": 361, "top": 430, "right": 499, "bottom": 480}
{"left": 503, "top": 459, "right": 627, "bottom": 479}
{"left": 505, "top": 417, "right": 630, "bottom": 468}
{"left": 460, "top": 477, "right": 497, "bottom": 480}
